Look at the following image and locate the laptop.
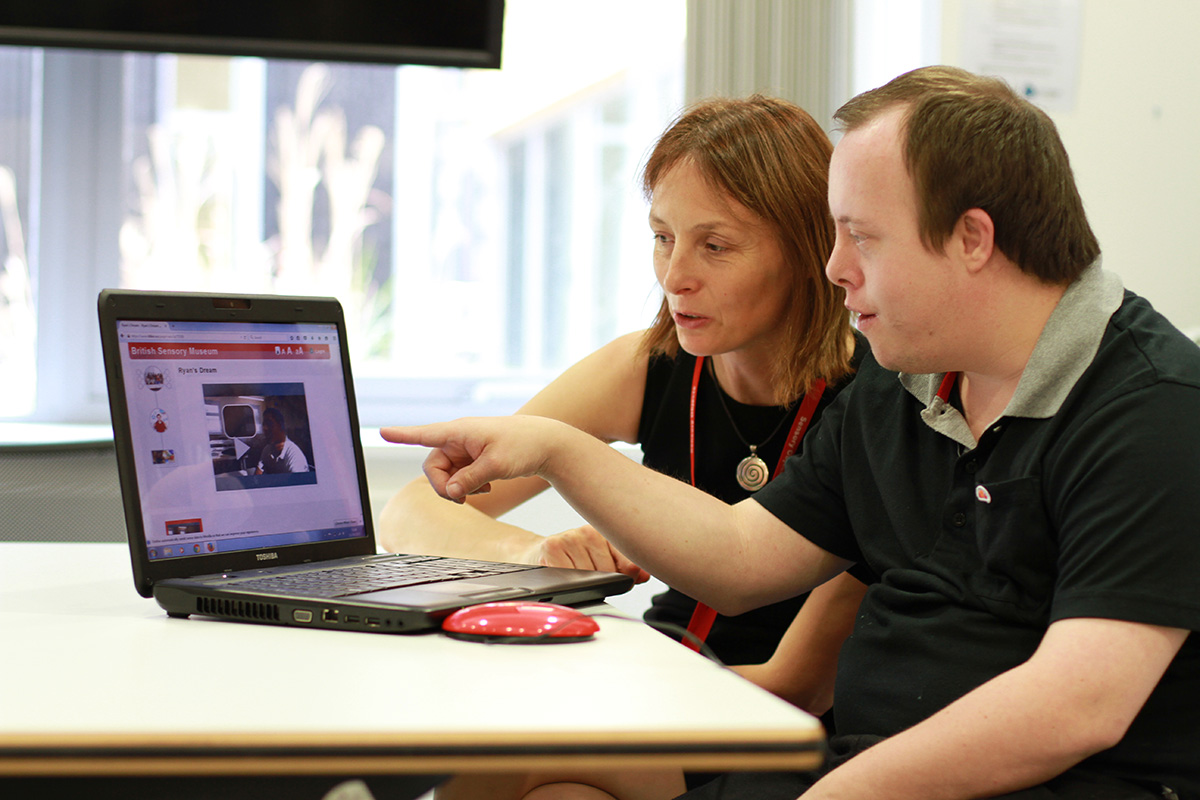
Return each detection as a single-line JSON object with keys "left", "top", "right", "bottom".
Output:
{"left": 97, "top": 289, "right": 633, "bottom": 633}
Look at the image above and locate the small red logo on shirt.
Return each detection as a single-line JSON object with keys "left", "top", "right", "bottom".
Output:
{"left": 975, "top": 485, "right": 992, "bottom": 504}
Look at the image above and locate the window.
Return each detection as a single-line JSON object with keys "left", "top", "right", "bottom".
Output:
{"left": 0, "top": 1, "right": 685, "bottom": 426}
{"left": 0, "top": 48, "right": 37, "bottom": 417}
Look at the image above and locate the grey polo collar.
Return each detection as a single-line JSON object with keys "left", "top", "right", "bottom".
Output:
{"left": 899, "top": 263, "right": 1124, "bottom": 449}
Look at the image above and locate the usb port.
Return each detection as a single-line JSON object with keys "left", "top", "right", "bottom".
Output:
{"left": 365, "top": 617, "right": 381, "bottom": 627}
{"left": 344, "top": 614, "right": 360, "bottom": 624}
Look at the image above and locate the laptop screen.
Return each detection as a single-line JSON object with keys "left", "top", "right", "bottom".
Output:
{"left": 114, "top": 317, "right": 369, "bottom": 563}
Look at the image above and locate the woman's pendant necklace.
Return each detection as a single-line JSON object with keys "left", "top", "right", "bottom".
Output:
{"left": 736, "top": 445, "right": 771, "bottom": 492}
{"left": 688, "top": 356, "right": 825, "bottom": 495}
{"left": 707, "top": 362, "right": 793, "bottom": 493}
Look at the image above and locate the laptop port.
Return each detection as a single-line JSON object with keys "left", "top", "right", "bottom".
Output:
{"left": 292, "top": 609, "right": 314, "bottom": 623}
{"left": 344, "top": 614, "right": 360, "bottom": 624}
{"left": 322, "top": 609, "right": 339, "bottom": 623}
{"left": 365, "top": 617, "right": 382, "bottom": 627}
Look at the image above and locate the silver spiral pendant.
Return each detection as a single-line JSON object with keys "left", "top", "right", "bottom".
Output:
{"left": 736, "top": 453, "right": 770, "bottom": 492}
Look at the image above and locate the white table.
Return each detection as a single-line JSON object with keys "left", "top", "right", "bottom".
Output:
{"left": 0, "top": 543, "right": 824, "bottom": 779}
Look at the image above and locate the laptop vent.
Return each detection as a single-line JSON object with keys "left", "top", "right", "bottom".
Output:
{"left": 196, "top": 596, "right": 282, "bottom": 622}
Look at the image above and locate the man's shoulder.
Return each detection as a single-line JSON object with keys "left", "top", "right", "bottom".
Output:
{"left": 1051, "top": 291, "right": 1200, "bottom": 440}
{"left": 1099, "top": 292, "right": 1200, "bottom": 389}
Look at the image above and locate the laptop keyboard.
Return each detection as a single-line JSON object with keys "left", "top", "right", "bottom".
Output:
{"left": 228, "top": 555, "right": 533, "bottom": 598}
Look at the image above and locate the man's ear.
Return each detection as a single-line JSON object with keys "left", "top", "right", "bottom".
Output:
{"left": 956, "top": 208, "right": 995, "bottom": 273}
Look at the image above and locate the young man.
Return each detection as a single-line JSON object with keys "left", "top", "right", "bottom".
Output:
{"left": 383, "top": 67, "right": 1200, "bottom": 799}
{"left": 255, "top": 407, "right": 309, "bottom": 474}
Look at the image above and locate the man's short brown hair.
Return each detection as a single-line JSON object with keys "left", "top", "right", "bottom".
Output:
{"left": 834, "top": 66, "right": 1100, "bottom": 284}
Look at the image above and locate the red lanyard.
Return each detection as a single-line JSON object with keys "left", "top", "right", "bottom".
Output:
{"left": 683, "top": 356, "right": 826, "bottom": 652}
{"left": 937, "top": 371, "right": 959, "bottom": 402}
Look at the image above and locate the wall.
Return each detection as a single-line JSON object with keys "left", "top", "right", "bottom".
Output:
{"left": 941, "top": 0, "right": 1200, "bottom": 333}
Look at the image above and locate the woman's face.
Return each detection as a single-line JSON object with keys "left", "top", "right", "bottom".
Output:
{"left": 649, "top": 160, "right": 793, "bottom": 364}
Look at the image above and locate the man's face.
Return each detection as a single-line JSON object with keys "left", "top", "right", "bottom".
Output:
{"left": 262, "top": 414, "right": 284, "bottom": 444}
{"left": 825, "top": 108, "right": 965, "bottom": 374}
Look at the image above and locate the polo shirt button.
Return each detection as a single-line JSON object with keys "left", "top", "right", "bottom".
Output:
{"left": 965, "top": 461, "right": 977, "bottom": 474}
{"left": 952, "top": 512, "right": 967, "bottom": 527}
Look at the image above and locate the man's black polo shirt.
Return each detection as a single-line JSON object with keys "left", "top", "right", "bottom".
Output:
{"left": 755, "top": 266, "right": 1200, "bottom": 795}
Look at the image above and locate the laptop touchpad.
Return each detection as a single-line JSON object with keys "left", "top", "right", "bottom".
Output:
{"left": 355, "top": 583, "right": 529, "bottom": 603}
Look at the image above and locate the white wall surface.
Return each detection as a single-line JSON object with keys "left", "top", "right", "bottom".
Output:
{"left": 941, "top": 0, "right": 1200, "bottom": 332}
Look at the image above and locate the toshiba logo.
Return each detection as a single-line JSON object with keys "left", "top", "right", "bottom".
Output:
{"left": 256, "top": 552, "right": 279, "bottom": 561}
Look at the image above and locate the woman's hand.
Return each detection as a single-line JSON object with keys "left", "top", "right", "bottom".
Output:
{"left": 523, "top": 524, "right": 651, "bottom": 583}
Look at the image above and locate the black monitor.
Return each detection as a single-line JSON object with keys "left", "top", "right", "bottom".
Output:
{"left": 0, "top": 0, "right": 505, "bottom": 68}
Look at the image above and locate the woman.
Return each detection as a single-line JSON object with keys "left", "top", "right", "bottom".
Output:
{"left": 380, "top": 95, "right": 867, "bottom": 800}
